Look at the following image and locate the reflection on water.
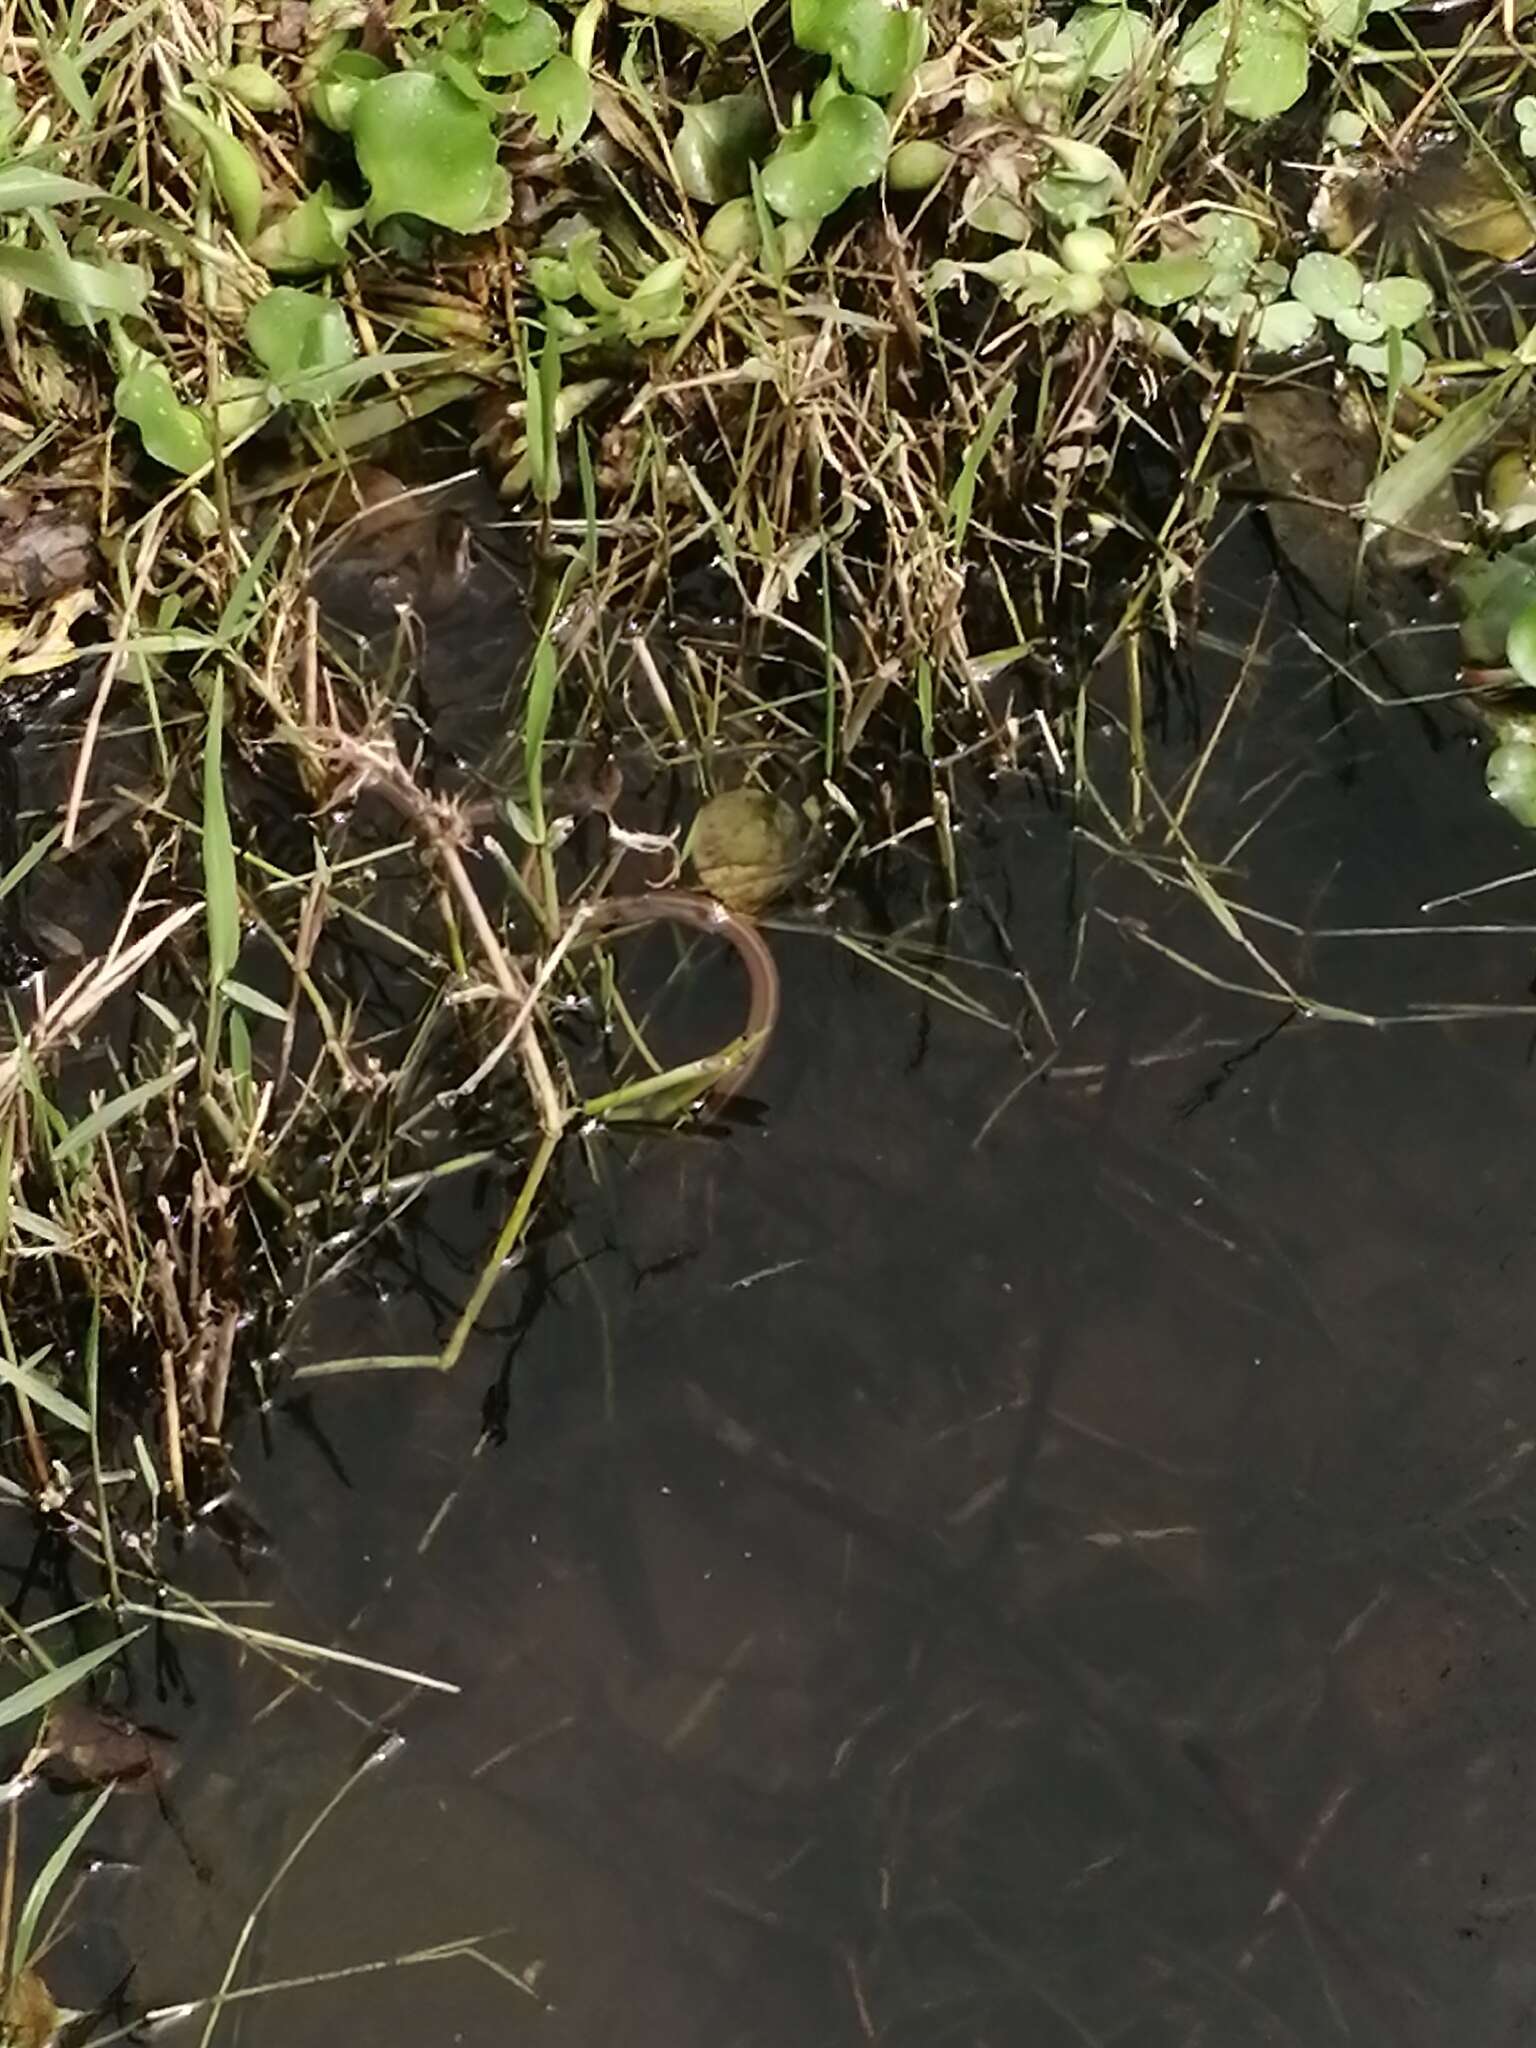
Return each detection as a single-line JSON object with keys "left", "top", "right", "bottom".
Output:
{"left": 31, "top": 520, "right": 1536, "bottom": 2045}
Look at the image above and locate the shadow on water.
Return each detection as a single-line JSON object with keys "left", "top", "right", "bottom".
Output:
{"left": 32, "top": 512, "right": 1536, "bottom": 2045}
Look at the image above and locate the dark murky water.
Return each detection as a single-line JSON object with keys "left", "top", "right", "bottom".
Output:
{"left": 25, "top": 513, "right": 1536, "bottom": 2046}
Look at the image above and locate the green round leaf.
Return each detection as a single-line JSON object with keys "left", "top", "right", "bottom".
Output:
{"left": 1345, "top": 335, "right": 1427, "bottom": 386}
{"left": 1507, "top": 597, "right": 1536, "bottom": 686}
{"left": 1036, "top": 174, "right": 1119, "bottom": 229}
{"left": 760, "top": 93, "right": 889, "bottom": 223}
{"left": 1290, "top": 250, "right": 1363, "bottom": 318}
{"left": 1253, "top": 298, "right": 1318, "bottom": 351}
{"left": 352, "top": 71, "right": 500, "bottom": 230}
{"left": 1487, "top": 740, "right": 1536, "bottom": 826}
{"left": 479, "top": 7, "right": 561, "bottom": 73}
{"left": 1197, "top": 209, "right": 1263, "bottom": 290}
{"left": 1063, "top": 4, "right": 1153, "bottom": 78}
{"left": 1332, "top": 303, "right": 1385, "bottom": 343}
{"left": 1174, "top": 0, "right": 1310, "bottom": 118}
{"left": 792, "top": 0, "right": 927, "bottom": 94}
{"left": 675, "top": 92, "right": 773, "bottom": 204}
{"left": 245, "top": 287, "right": 357, "bottom": 394}
{"left": 1123, "top": 251, "right": 1213, "bottom": 307}
{"left": 1360, "top": 274, "right": 1432, "bottom": 330}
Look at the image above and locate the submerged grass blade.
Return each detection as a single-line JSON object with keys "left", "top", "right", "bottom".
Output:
{"left": 202, "top": 672, "right": 239, "bottom": 991}
{"left": 0, "top": 1632, "right": 144, "bottom": 1729}
{"left": 11, "top": 1784, "right": 113, "bottom": 1978}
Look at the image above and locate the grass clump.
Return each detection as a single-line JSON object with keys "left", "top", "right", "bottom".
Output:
{"left": 0, "top": 0, "right": 1528, "bottom": 1533}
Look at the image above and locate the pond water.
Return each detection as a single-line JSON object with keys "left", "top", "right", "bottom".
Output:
{"left": 23, "top": 509, "right": 1536, "bottom": 2046}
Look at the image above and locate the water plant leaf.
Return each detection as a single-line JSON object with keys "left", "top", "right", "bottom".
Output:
{"left": 761, "top": 93, "right": 889, "bottom": 222}
{"left": 170, "top": 101, "right": 264, "bottom": 244}
{"left": 1034, "top": 172, "right": 1119, "bottom": 228}
{"left": 245, "top": 287, "right": 357, "bottom": 395}
{"left": 1253, "top": 298, "right": 1317, "bottom": 350}
{"left": 352, "top": 71, "right": 501, "bottom": 229}
{"left": 793, "top": 0, "right": 927, "bottom": 96}
{"left": 1456, "top": 539, "right": 1536, "bottom": 663}
{"left": 1124, "top": 252, "right": 1212, "bottom": 306}
{"left": 1290, "top": 250, "right": 1361, "bottom": 318}
{"left": 1347, "top": 334, "right": 1424, "bottom": 384}
{"left": 308, "top": 49, "right": 389, "bottom": 132}
{"left": 114, "top": 352, "right": 211, "bottom": 473}
{"left": 1062, "top": 4, "right": 1153, "bottom": 78}
{"left": 247, "top": 184, "right": 362, "bottom": 273}
{"left": 515, "top": 54, "right": 593, "bottom": 150}
{"left": 1198, "top": 208, "right": 1263, "bottom": 292}
{"left": 1332, "top": 304, "right": 1383, "bottom": 343}
{"left": 479, "top": 7, "right": 561, "bottom": 73}
{"left": 1487, "top": 740, "right": 1536, "bottom": 825}
{"left": 690, "top": 788, "right": 802, "bottom": 912}
{"left": 617, "top": 0, "right": 767, "bottom": 41}
{"left": 1174, "top": 0, "right": 1311, "bottom": 119}
{"left": 1361, "top": 275, "right": 1431, "bottom": 329}
{"left": 676, "top": 92, "right": 773, "bottom": 204}
{"left": 1507, "top": 597, "right": 1536, "bottom": 686}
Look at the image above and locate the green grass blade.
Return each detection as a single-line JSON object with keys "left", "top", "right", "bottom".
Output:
{"left": 0, "top": 1344, "right": 90, "bottom": 1434}
{"left": 11, "top": 1784, "right": 113, "bottom": 1978}
{"left": 0, "top": 1630, "right": 144, "bottom": 1732}
{"left": 949, "top": 379, "right": 1015, "bottom": 553}
{"left": 522, "top": 635, "right": 558, "bottom": 846}
{"left": 51, "top": 1059, "right": 194, "bottom": 1165}
{"left": 202, "top": 671, "right": 239, "bottom": 990}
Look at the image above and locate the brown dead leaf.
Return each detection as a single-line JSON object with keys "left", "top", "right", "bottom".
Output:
{"left": 2, "top": 1966, "right": 59, "bottom": 2048}
{"left": 1412, "top": 146, "right": 1536, "bottom": 260}
{"left": 0, "top": 492, "right": 94, "bottom": 608}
